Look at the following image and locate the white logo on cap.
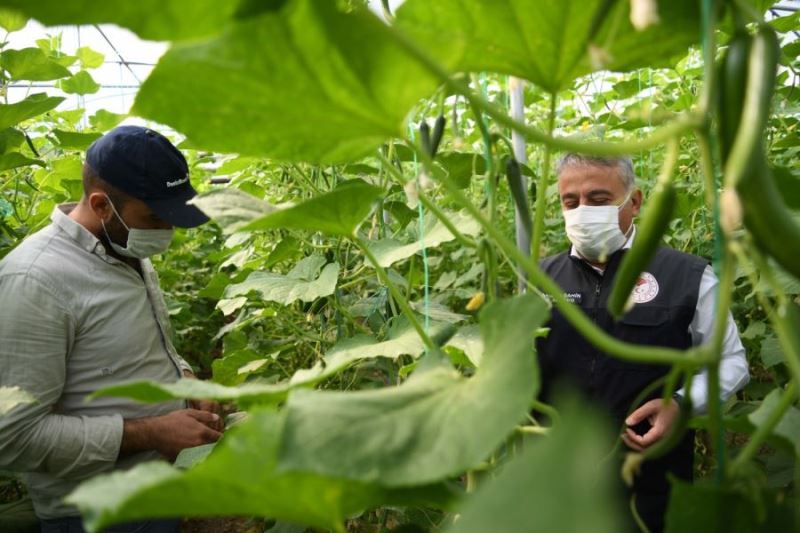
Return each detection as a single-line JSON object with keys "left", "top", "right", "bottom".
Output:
{"left": 166, "top": 175, "right": 189, "bottom": 188}
{"left": 631, "top": 272, "right": 659, "bottom": 304}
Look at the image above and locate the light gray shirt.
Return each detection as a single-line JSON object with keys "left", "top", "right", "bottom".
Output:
{"left": 0, "top": 204, "right": 191, "bottom": 519}
{"left": 570, "top": 226, "right": 750, "bottom": 413}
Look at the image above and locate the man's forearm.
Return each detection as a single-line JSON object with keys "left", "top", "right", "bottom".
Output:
{"left": 119, "top": 410, "right": 223, "bottom": 462}
{"left": 120, "top": 417, "right": 156, "bottom": 459}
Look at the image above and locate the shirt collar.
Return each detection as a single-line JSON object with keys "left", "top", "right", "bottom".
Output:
{"left": 51, "top": 204, "right": 118, "bottom": 263}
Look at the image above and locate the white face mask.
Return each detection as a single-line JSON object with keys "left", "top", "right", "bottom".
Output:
{"left": 563, "top": 191, "right": 633, "bottom": 263}
{"left": 100, "top": 196, "right": 174, "bottom": 259}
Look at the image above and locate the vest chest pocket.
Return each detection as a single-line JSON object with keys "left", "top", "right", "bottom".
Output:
{"left": 607, "top": 306, "right": 675, "bottom": 372}
{"left": 618, "top": 305, "right": 670, "bottom": 326}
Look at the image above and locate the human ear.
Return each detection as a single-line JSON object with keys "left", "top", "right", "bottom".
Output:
{"left": 88, "top": 192, "right": 113, "bottom": 222}
{"left": 630, "top": 188, "right": 643, "bottom": 217}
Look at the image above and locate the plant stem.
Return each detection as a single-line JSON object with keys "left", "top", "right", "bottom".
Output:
{"left": 465, "top": 471, "right": 477, "bottom": 493}
{"left": 705, "top": 241, "right": 736, "bottom": 482}
{"left": 376, "top": 151, "right": 476, "bottom": 248}
{"left": 729, "top": 381, "right": 797, "bottom": 476}
{"left": 354, "top": 237, "right": 435, "bottom": 351}
{"left": 698, "top": 0, "right": 718, "bottom": 119}
{"left": 470, "top": 76, "right": 496, "bottom": 180}
{"left": 707, "top": 360, "right": 725, "bottom": 481}
{"left": 516, "top": 426, "right": 549, "bottom": 436}
{"left": 530, "top": 398, "right": 560, "bottom": 425}
{"left": 418, "top": 191, "right": 477, "bottom": 247}
{"left": 531, "top": 92, "right": 557, "bottom": 262}
{"left": 696, "top": 129, "right": 717, "bottom": 209}
{"left": 709, "top": 249, "right": 736, "bottom": 362}
{"left": 380, "top": 0, "right": 393, "bottom": 20}
{"left": 385, "top": 23, "right": 701, "bottom": 156}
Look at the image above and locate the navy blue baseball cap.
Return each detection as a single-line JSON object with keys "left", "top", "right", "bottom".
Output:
{"left": 86, "top": 125, "right": 209, "bottom": 228}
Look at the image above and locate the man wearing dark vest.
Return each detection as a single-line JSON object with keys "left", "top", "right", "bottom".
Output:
{"left": 536, "top": 154, "right": 750, "bottom": 532}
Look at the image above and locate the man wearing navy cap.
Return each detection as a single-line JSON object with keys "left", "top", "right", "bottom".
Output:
{"left": 0, "top": 126, "right": 220, "bottom": 532}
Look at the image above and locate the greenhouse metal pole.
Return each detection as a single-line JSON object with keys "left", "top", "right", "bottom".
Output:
{"left": 509, "top": 76, "right": 530, "bottom": 293}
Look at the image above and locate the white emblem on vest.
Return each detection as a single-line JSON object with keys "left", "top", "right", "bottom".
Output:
{"left": 563, "top": 292, "right": 582, "bottom": 304}
{"left": 631, "top": 272, "right": 659, "bottom": 304}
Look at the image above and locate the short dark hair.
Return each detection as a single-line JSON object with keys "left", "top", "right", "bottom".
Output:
{"left": 555, "top": 154, "right": 636, "bottom": 192}
{"left": 82, "top": 162, "right": 131, "bottom": 208}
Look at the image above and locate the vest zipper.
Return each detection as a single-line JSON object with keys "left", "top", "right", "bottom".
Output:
{"left": 590, "top": 281, "right": 602, "bottom": 377}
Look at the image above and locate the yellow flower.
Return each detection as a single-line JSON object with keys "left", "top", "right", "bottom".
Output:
{"left": 466, "top": 291, "right": 486, "bottom": 311}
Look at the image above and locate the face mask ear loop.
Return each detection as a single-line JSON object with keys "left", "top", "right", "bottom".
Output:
{"left": 620, "top": 188, "right": 636, "bottom": 241}
{"left": 617, "top": 188, "right": 634, "bottom": 211}
{"left": 623, "top": 219, "right": 635, "bottom": 240}
{"left": 97, "top": 195, "right": 131, "bottom": 256}
{"left": 104, "top": 194, "right": 131, "bottom": 232}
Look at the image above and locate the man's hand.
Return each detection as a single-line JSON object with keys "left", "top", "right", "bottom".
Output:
{"left": 622, "top": 398, "right": 680, "bottom": 452}
{"left": 183, "top": 369, "right": 224, "bottom": 431}
{"left": 187, "top": 399, "right": 224, "bottom": 431}
{"left": 121, "top": 409, "right": 222, "bottom": 461}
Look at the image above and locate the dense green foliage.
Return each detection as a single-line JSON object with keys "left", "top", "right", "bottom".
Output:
{"left": 1, "top": 0, "right": 799, "bottom": 532}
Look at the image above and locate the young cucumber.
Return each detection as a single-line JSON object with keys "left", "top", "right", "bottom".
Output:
{"left": 607, "top": 141, "right": 679, "bottom": 319}
{"left": 607, "top": 181, "right": 676, "bottom": 318}
{"left": 430, "top": 114, "right": 446, "bottom": 157}
{"left": 505, "top": 157, "right": 533, "bottom": 238}
{"left": 717, "top": 31, "right": 751, "bottom": 162}
{"left": 726, "top": 26, "right": 800, "bottom": 280}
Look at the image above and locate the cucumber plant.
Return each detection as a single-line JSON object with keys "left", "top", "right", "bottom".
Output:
{"left": 1, "top": 1, "right": 799, "bottom": 532}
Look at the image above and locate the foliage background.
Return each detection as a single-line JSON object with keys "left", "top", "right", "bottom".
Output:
{"left": 0, "top": 0, "right": 799, "bottom": 532}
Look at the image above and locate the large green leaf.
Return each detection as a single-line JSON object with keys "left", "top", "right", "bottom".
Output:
{"left": 759, "top": 335, "right": 784, "bottom": 369}
{"left": 89, "top": 378, "right": 290, "bottom": 406}
{"left": 368, "top": 210, "right": 481, "bottom": 268}
{"left": 446, "top": 400, "right": 622, "bottom": 533}
{"left": 446, "top": 325, "right": 483, "bottom": 366}
{"left": 189, "top": 188, "right": 275, "bottom": 234}
{"left": 747, "top": 388, "right": 800, "bottom": 457}
{"left": 211, "top": 347, "right": 271, "bottom": 386}
{"left": 76, "top": 46, "right": 104, "bottom": 69}
{"left": 395, "top": 0, "right": 700, "bottom": 93}
{"left": 88, "top": 109, "right": 127, "bottom": 131}
{"left": 0, "top": 93, "right": 64, "bottom": 129}
{"left": 774, "top": 166, "right": 800, "bottom": 210}
{"left": 0, "top": 152, "right": 43, "bottom": 171}
{"left": 0, "top": 47, "right": 71, "bottom": 81}
{"left": 290, "top": 318, "right": 455, "bottom": 385}
{"left": 133, "top": 0, "right": 448, "bottom": 163}
{"left": 0, "top": 0, "right": 237, "bottom": 41}
{"left": 436, "top": 152, "right": 488, "bottom": 189}
{"left": 0, "top": 127, "right": 24, "bottom": 154}
{"left": 0, "top": 386, "right": 36, "bottom": 415}
{"left": 94, "top": 319, "right": 452, "bottom": 405}
{"left": 277, "top": 293, "right": 548, "bottom": 486}
{"left": 224, "top": 255, "right": 339, "bottom": 306}
{"left": 240, "top": 180, "right": 383, "bottom": 236}
{"left": 0, "top": 8, "right": 27, "bottom": 32}
{"left": 59, "top": 70, "right": 100, "bottom": 95}
{"left": 52, "top": 129, "right": 102, "bottom": 150}
{"left": 173, "top": 443, "right": 216, "bottom": 470}
{"left": 67, "top": 409, "right": 459, "bottom": 533}
{"left": 665, "top": 480, "right": 796, "bottom": 532}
